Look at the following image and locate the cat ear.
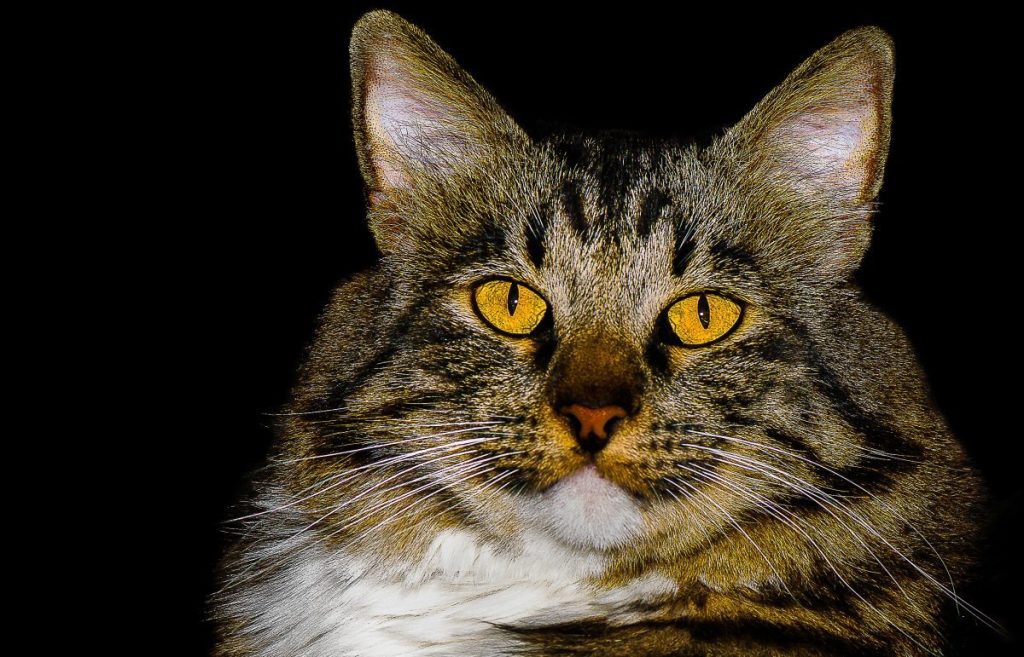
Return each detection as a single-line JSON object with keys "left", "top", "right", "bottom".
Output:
{"left": 725, "top": 27, "right": 894, "bottom": 271}
{"left": 350, "top": 11, "right": 529, "bottom": 253}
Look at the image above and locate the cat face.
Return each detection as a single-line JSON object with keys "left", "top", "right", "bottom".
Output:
{"left": 282, "top": 12, "right": 930, "bottom": 558}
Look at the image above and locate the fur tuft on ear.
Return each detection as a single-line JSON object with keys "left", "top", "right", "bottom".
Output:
{"left": 349, "top": 11, "right": 528, "bottom": 253}
{"left": 725, "top": 27, "right": 894, "bottom": 272}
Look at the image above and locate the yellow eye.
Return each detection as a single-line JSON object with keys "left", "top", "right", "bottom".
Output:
{"left": 666, "top": 293, "right": 743, "bottom": 347}
{"left": 473, "top": 279, "right": 548, "bottom": 336}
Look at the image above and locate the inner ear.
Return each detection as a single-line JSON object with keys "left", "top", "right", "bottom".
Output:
{"left": 728, "top": 27, "right": 894, "bottom": 206}
{"left": 766, "top": 98, "right": 884, "bottom": 202}
{"left": 349, "top": 11, "right": 529, "bottom": 253}
{"left": 359, "top": 35, "right": 488, "bottom": 190}
{"left": 722, "top": 27, "right": 894, "bottom": 274}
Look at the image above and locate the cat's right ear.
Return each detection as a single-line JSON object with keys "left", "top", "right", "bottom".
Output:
{"left": 350, "top": 11, "right": 529, "bottom": 254}
{"left": 724, "top": 27, "right": 894, "bottom": 274}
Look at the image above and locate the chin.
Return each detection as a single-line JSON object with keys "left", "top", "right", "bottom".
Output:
{"left": 517, "top": 464, "right": 644, "bottom": 551}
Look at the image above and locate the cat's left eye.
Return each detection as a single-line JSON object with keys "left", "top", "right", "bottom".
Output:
{"left": 472, "top": 279, "right": 548, "bottom": 336}
{"left": 665, "top": 292, "right": 743, "bottom": 347}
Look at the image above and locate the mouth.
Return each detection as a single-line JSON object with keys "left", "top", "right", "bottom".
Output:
{"left": 564, "top": 451, "right": 652, "bottom": 500}
{"left": 559, "top": 463, "right": 610, "bottom": 490}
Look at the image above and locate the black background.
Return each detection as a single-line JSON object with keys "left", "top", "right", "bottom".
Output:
{"left": 172, "top": 4, "right": 1021, "bottom": 654}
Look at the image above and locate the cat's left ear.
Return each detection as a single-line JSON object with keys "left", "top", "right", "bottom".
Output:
{"left": 725, "top": 27, "right": 894, "bottom": 272}
{"left": 350, "top": 11, "right": 529, "bottom": 253}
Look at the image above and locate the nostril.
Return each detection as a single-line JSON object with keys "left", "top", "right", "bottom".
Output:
{"left": 604, "top": 414, "right": 624, "bottom": 437}
{"left": 563, "top": 413, "right": 582, "bottom": 438}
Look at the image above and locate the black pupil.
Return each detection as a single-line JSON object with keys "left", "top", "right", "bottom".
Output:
{"left": 507, "top": 282, "right": 520, "bottom": 316}
{"left": 697, "top": 293, "right": 710, "bottom": 329}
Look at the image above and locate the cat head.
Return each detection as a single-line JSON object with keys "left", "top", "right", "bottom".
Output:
{"left": 285, "top": 11, "right": 919, "bottom": 556}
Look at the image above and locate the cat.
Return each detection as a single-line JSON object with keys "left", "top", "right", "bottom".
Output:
{"left": 213, "top": 10, "right": 993, "bottom": 656}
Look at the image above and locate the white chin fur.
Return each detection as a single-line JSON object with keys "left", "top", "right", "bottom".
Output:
{"left": 517, "top": 465, "right": 642, "bottom": 550}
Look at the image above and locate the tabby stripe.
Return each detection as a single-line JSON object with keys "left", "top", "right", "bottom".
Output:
{"left": 506, "top": 616, "right": 885, "bottom": 657}
{"left": 673, "top": 220, "right": 697, "bottom": 276}
{"left": 806, "top": 348, "right": 923, "bottom": 462}
{"left": 525, "top": 214, "right": 547, "bottom": 268}
{"left": 709, "top": 238, "right": 758, "bottom": 274}
{"left": 559, "top": 181, "right": 588, "bottom": 236}
{"left": 637, "top": 189, "right": 669, "bottom": 239}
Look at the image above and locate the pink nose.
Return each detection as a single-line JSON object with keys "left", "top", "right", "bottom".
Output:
{"left": 559, "top": 404, "right": 627, "bottom": 453}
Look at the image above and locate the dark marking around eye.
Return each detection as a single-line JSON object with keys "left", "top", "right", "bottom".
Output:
{"left": 709, "top": 239, "right": 757, "bottom": 273}
{"left": 645, "top": 333, "right": 671, "bottom": 374}
{"left": 697, "top": 293, "right": 710, "bottom": 329}
{"left": 533, "top": 334, "right": 557, "bottom": 371}
{"left": 507, "top": 282, "right": 519, "bottom": 316}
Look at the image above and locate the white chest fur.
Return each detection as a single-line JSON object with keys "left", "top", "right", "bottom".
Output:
{"left": 252, "top": 528, "right": 674, "bottom": 657}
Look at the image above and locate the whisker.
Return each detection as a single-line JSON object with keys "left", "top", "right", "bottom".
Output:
{"left": 685, "top": 460, "right": 933, "bottom": 625}
{"left": 288, "top": 447, "right": 510, "bottom": 536}
{"left": 682, "top": 430, "right": 1003, "bottom": 634}
{"left": 679, "top": 461, "right": 938, "bottom": 654}
{"left": 383, "top": 468, "right": 520, "bottom": 544}
{"left": 272, "top": 424, "right": 507, "bottom": 464}
{"left": 221, "top": 453, "right": 517, "bottom": 591}
{"left": 670, "top": 467, "right": 795, "bottom": 600}
{"left": 333, "top": 455, "right": 519, "bottom": 546}
{"left": 228, "top": 434, "right": 503, "bottom": 522}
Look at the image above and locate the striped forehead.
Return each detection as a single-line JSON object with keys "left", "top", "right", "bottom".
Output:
{"left": 528, "top": 137, "right": 697, "bottom": 263}
{"left": 519, "top": 136, "right": 701, "bottom": 328}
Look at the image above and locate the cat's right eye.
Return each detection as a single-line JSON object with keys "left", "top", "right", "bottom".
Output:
{"left": 472, "top": 279, "right": 548, "bottom": 336}
{"left": 665, "top": 292, "right": 743, "bottom": 347}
